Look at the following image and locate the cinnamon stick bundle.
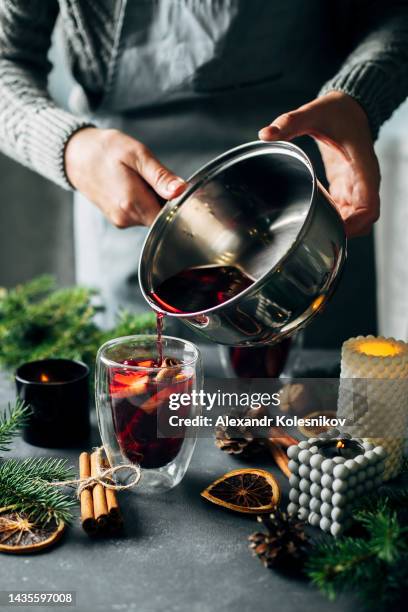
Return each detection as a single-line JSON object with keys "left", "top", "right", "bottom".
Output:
{"left": 79, "top": 451, "right": 123, "bottom": 535}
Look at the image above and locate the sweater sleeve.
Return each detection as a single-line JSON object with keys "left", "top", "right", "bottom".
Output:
{"left": 319, "top": 1, "right": 408, "bottom": 140}
{"left": 0, "top": 0, "right": 92, "bottom": 189}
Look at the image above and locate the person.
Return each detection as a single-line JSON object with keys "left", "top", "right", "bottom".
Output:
{"left": 0, "top": 0, "right": 407, "bottom": 327}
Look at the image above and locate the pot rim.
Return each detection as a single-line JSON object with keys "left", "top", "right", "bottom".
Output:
{"left": 139, "top": 140, "right": 327, "bottom": 318}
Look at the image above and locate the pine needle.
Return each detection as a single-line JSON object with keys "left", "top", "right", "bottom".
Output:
{"left": 0, "top": 400, "right": 30, "bottom": 453}
{"left": 9, "top": 457, "right": 75, "bottom": 483}
{"left": 0, "top": 458, "right": 75, "bottom": 525}
{"left": 0, "top": 275, "right": 156, "bottom": 371}
{"left": 306, "top": 504, "right": 408, "bottom": 608}
{"left": 0, "top": 400, "right": 75, "bottom": 526}
{"left": 355, "top": 507, "right": 407, "bottom": 563}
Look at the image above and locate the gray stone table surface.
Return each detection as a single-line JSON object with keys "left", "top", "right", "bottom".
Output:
{"left": 0, "top": 369, "right": 357, "bottom": 612}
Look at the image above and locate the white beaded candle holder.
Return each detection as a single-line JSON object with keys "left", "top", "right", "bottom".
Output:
{"left": 338, "top": 335, "right": 408, "bottom": 480}
{"left": 287, "top": 433, "right": 386, "bottom": 537}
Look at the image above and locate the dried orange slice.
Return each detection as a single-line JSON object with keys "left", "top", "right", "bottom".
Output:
{"left": 0, "top": 511, "right": 65, "bottom": 554}
{"left": 297, "top": 410, "right": 337, "bottom": 438}
{"left": 201, "top": 468, "right": 280, "bottom": 514}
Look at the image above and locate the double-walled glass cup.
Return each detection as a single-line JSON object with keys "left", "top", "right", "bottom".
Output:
{"left": 96, "top": 335, "right": 202, "bottom": 493}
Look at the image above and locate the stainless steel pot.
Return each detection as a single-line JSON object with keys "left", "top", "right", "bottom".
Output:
{"left": 139, "top": 141, "right": 347, "bottom": 346}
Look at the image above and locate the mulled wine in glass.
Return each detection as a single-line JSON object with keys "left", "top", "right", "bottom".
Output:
{"left": 96, "top": 335, "right": 202, "bottom": 492}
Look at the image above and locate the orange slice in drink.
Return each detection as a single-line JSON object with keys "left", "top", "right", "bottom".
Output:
{"left": 110, "top": 374, "right": 149, "bottom": 398}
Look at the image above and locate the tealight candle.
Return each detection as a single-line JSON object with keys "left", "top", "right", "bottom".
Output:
{"left": 337, "top": 335, "right": 408, "bottom": 480}
{"left": 319, "top": 438, "right": 364, "bottom": 460}
{"left": 15, "top": 358, "right": 90, "bottom": 447}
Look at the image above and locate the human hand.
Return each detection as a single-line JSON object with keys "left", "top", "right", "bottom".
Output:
{"left": 259, "top": 91, "right": 381, "bottom": 237}
{"left": 64, "top": 127, "right": 187, "bottom": 227}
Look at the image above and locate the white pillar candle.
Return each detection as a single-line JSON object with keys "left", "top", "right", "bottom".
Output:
{"left": 338, "top": 335, "right": 408, "bottom": 480}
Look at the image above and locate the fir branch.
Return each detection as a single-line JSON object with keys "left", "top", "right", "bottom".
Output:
{"left": 0, "top": 458, "right": 75, "bottom": 525}
{"left": 0, "top": 400, "right": 30, "bottom": 453}
{"left": 306, "top": 505, "right": 408, "bottom": 609}
{"left": 306, "top": 537, "right": 373, "bottom": 601}
{"left": 0, "top": 275, "right": 156, "bottom": 372}
{"left": 355, "top": 507, "right": 408, "bottom": 563}
{"left": 10, "top": 457, "right": 75, "bottom": 483}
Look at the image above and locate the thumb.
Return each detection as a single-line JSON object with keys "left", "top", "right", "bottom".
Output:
{"left": 125, "top": 144, "right": 187, "bottom": 199}
{"left": 258, "top": 107, "right": 318, "bottom": 142}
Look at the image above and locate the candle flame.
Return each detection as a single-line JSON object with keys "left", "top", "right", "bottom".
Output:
{"left": 336, "top": 440, "right": 345, "bottom": 449}
{"left": 356, "top": 340, "right": 402, "bottom": 357}
{"left": 40, "top": 373, "right": 50, "bottom": 383}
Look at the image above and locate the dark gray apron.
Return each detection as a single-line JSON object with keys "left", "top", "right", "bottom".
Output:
{"left": 74, "top": 0, "right": 334, "bottom": 325}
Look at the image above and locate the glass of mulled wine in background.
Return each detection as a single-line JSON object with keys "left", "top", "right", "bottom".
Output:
{"left": 96, "top": 335, "right": 202, "bottom": 493}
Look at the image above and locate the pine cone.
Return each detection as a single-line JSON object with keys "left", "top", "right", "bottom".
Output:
{"left": 215, "top": 406, "right": 266, "bottom": 456}
{"left": 215, "top": 425, "right": 258, "bottom": 455}
{"left": 249, "top": 510, "right": 308, "bottom": 569}
{"left": 279, "top": 383, "right": 315, "bottom": 415}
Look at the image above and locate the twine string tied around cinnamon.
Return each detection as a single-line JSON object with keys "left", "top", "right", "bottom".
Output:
{"left": 52, "top": 447, "right": 142, "bottom": 498}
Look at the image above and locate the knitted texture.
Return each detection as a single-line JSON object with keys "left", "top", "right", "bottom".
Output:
{"left": 319, "top": 5, "right": 408, "bottom": 139}
{"left": 0, "top": 1, "right": 408, "bottom": 188}
{"left": 0, "top": 0, "right": 118, "bottom": 188}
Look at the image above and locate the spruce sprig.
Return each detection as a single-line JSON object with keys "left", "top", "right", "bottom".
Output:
{"left": 0, "top": 458, "right": 75, "bottom": 525}
{"left": 6, "top": 457, "right": 74, "bottom": 483}
{"left": 0, "top": 403, "right": 75, "bottom": 526}
{"left": 0, "top": 400, "right": 29, "bottom": 453}
{"left": 306, "top": 503, "right": 408, "bottom": 608}
{"left": 355, "top": 505, "right": 407, "bottom": 563}
{"left": 0, "top": 275, "right": 156, "bottom": 371}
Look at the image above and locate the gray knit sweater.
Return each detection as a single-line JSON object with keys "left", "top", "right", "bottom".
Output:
{"left": 0, "top": 0, "right": 408, "bottom": 190}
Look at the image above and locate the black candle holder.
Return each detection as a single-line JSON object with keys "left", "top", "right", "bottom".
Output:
{"left": 15, "top": 358, "right": 90, "bottom": 448}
